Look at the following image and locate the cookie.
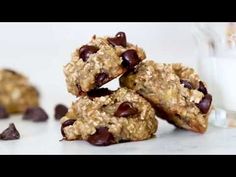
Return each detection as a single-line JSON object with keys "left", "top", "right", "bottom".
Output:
{"left": 120, "top": 60, "right": 212, "bottom": 133}
{"left": 60, "top": 87, "right": 157, "bottom": 146}
{"left": 0, "top": 69, "right": 39, "bottom": 114}
{"left": 64, "top": 32, "right": 146, "bottom": 96}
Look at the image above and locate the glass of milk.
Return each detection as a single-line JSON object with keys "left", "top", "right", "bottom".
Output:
{"left": 193, "top": 23, "right": 236, "bottom": 127}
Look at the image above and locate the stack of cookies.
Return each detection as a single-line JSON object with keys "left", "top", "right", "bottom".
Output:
{"left": 61, "top": 32, "right": 212, "bottom": 146}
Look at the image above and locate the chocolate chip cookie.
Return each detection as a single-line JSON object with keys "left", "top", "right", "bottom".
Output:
{"left": 64, "top": 32, "right": 146, "bottom": 96}
{"left": 60, "top": 87, "right": 157, "bottom": 146}
{"left": 120, "top": 60, "right": 212, "bottom": 133}
{"left": 0, "top": 69, "right": 39, "bottom": 114}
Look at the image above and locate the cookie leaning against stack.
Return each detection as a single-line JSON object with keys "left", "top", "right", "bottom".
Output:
{"left": 120, "top": 60, "right": 212, "bottom": 133}
{"left": 62, "top": 32, "right": 158, "bottom": 146}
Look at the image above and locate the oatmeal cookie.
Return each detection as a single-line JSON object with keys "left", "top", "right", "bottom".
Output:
{"left": 0, "top": 69, "right": 39, "bottom": 114}
{"left": 64, "top": 32, "right": 146, "bottom": 96}
{"left": 60, "top": 87, "right": 157, "bottom": 146}
{"left": 120, "top": 60, "right": 212, "bottom": 133}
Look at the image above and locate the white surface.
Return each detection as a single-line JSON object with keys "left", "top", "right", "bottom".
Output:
{"left": 0, "top": 22, "right": 235, "bottom": 154}
{"left": 1, "top": 112, "right": 236, "bottom": 154}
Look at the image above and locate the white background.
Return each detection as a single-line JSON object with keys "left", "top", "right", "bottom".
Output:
{"left": 1, "top": 22, "right": 235, "bottom": 154}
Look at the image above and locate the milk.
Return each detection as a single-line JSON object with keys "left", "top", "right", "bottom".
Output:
{"left": 214, "top": 56, "right": 236, "bottom": 111}
{"left": 199, "top": 55, "right": 236, "bottom": 112}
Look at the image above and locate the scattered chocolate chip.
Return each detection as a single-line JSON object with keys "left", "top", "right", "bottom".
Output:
{"left": 79, "top": 45, "right": 99, "bottom": 62}
{"left": 198, "top": 81, "right": 208, "bottom": 95}
{"left": 114, "top": 101, "right": 138, "bottom": 117}
{"left": 107, "top": 32, "right": 127, "bottom": 47}
{"left": 54, "top": 104, "right": 68, "bottom": 120}
{"left": 0, "top": 106, "right": 9, "bottom": 119}
{"left": 61, "top": 119, "right": 76, "bottom": 137}
{"left": 121, "top": 49, "right": 140, "bottom": 69}
{"left": 87, "top": 127, "right": 115, "bottom": 146}
{"left": 0, "top": 123, "right": 20, "bottom": 140}
{"left": 180, "top": 79, "right": 193, "bottom": 89}
{"left": 95, "top": 72, "right": 109, "bottom": 87}
{"left": 23, "top": 107, "right": 48, "bottom": 122}
{"left": 196, "top": 94, "right": 212, "bottom": 114}
{"left": 88, "top": 88, "right": 113, "bottom": 98}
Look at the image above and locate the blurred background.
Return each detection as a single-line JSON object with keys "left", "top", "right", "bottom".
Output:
{"left": 0, "top": 22, "right": 233, "bottom": 112}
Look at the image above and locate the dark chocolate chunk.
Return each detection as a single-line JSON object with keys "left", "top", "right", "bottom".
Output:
{"left": 0, "top": 123, "right": 20, "bottom": 140}
{"left": 95, "top": 72, "right": 109, "bottom": 87}
{"left": 180, "top": 79, "right": 193, "bottom": 89}
{"left": 107, "top": 32, "right": 127, "bottom": 47}
{"left": 87, "top": 127, "right": 115, "bottom": 146}
{"left": 87, "top": 88, "right": 113, "bottom": 98}
{"left": 54, "top": 104, "right": 68, "bottom": 120}
{"left": 121, "top": 49, "right": 140, "bottom": 69}
{"left": 196, "top": 94, "right": 212, "bottom": 114}
{"left": 114, "top": 101, "right": 138, "bottom": 117}
{"left": 198, "top": 81, "right": 208, "bottom": 95}
{"left": 23, "top": 107, "right": 48, "bottom": 122}
{"left": 61, "top": 119, "right": 76, "bottom": 137}
{"left": 79, "top": 45, "right": 99, "bottom": 62}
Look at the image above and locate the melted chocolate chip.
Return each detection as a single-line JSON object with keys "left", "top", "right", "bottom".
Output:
{"left": 198, "top": 81, "right": 208, "bottom": 95}
{"left": 180, "top": 79, "right": 193, "bottom": 89}
{"left": 54, "top": 104, "right": 68, "bottom": 120}
{"left": 61, "top": 119, "right": 76, "bottom": 137}
{"left": 87, "top": 127, "right": 115, "bottom": 146}
{"left": 114, "top": 101, "right": 138, "bottom": 117}
{"left": 95, "top": 73, "right": 109, "bottom": 87}
{"left": 79, "top": 45, "right": 99, "bottom": 62}
{"left": 0, "top": 123, "right": 20, "bottom": 140}
{"left": 87, "top": 88, "right": 113, "bottom": 98}
{"left": 107, "top": 32, "right": 127, "bottom": 47}
{"left": 196, "top": 94, "right": 212, "bottom": 114}
{"left": 121, "top": 49, "right": 140, "bottom": 69}
{"left": 0, "top": 106, "right": 9, "bottom": 119}
{"left": 23, "top": 107, "right": 48, "bottom": 122}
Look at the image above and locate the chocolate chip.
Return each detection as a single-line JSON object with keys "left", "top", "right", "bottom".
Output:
{"left": 119, "top": 139, "right": 130, "bottom": 143}
{"left": 0, "top": 123, "right": 20, "bottom": 140}
{"left": 87, "top": 127, "right": 115, "bottom": 146}
{"left": 79, "top": 45, "right": 99, "bottom": 62}
{"left": 87, "top": 88, "right": 113, "bottom": 98}
{"left": 23, "top": 107, "right": 48, "bottom": 122}
{"left": 54, "top": 104, "right": 68, "bottom": 120}
{"left": 61, "top": 119, "right": 76, "bottom": 137}
{"left": 114, "top": 101, "right": 138, "bottom": 117}
{"left": 95, "top": 72, "right": 109, "bottom": 87}
{"left": 107, "top": 32, "right": 127, "bottom": 47}
{"left": 196, "top": 94, "right": 212, "bottom": 114}
{"left": 0, "top": 106, "right": 9, "bottom": 119}
{"left": 121, "top": 49, "right": 140, "bottom": 69}
{"left": 180, "top": 79, "right": 193, "bottom": 89}
{"left": 198, "top": 81, "right": 208, "bottom": 95}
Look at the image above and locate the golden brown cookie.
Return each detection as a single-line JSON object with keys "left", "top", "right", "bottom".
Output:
{"left": 120, "top": 60, "right": 212, "bottom": 133}
{"left": 64, "top": 32, "right": 146, "bottom": 96}
{"left": 0, "top": 69, "right": 39, "bottom": 114}
{"left": 60, "top": 87, "right": 157, "bottom": 146}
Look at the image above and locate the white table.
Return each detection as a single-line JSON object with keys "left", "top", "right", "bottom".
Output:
{"left": 1, "top": 111, "right": 235, "bottom": 154}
